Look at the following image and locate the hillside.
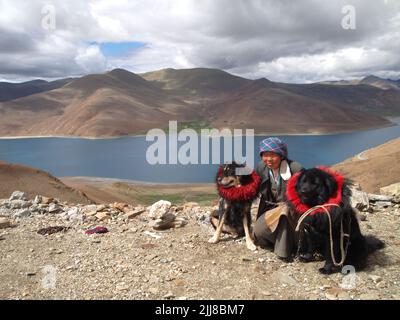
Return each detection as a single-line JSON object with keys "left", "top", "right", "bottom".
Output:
{"left": 0, "top": 160, "right": 92, "bottom": 204}
{"left": 206, "top": 80, "right": 390, "bottom": 133}
{"left": 141, "top": 67, "right": 251, "bottom": 99}
{"left": 0, "top": 69, "right": 197, "bottom": 137}
{"left": 321, "top": 75, "right": 400, "bottom": 91}
{"left": 0, "top": 78, "right": 73, "bottom": 102}
{"left": 332, "top": 138, "right": 400, "bottom": 193}
{"left": 61, "top": 177, "right": 217, "bottom": 206}
{"left": 0, "top": 68, "right": 397, "bottom": 137}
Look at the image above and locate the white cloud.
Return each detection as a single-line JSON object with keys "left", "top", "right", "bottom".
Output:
{"left": 251, "top": 47, "right": 400, "bottom": 83}
{"left": 74, "top": 46, "right": 107, "bottom": 74}
{"left": 0, "top": 0, "right": 399, "bottom": 82}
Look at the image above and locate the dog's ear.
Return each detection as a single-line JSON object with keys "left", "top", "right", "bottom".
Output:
{"left": 232, "top": 161, "right": 246, "bottom": 168}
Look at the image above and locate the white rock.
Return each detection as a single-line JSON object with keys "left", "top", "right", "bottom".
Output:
{"left": 48, "top": 203, "right": 62, "bottom": 213}
{"left": 349, "top": 187, "right": 369, "bottom": 210}
{"left": 34, "top": 195, "right": 42, "bottom": 204}
{"left": 67, "top": 207, "right": 80, "bottom": 216}
{"left": 13, "top": 209, "right": 31, "bottom": 218}
{"left": 9, "top": 191, "right": 28, "bottom": 201}
{"left": 9, "top": 200, "right": 30, "bottom": 210}
{"left": 148, "top": 200, "right": 172, "bottom": 219}
{"left": 150, "top": 212, "right": 182, "bottom": 230}
{"left": 65, "top": 207, "right": 84, "bottom": 221}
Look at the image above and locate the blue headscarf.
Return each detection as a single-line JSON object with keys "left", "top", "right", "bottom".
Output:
{"left": 259, "top": 137, "right": 288, "bottom": 159}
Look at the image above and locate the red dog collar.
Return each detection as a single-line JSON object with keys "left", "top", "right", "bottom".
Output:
{"left": 286, "top": 166, "right": 344, "bottom": 215}
{"left": 217, "top": 167, "right": 261, "bottom": 201}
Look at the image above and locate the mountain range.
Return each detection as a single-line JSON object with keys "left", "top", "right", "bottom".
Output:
{"left": 320, "top": 75, "right": 400, "bottom": 90}
{"left": 0, "top": 68, "right": 399, "bottom": 137}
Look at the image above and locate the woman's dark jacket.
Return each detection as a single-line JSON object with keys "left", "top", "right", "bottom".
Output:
{"left": 255, "top": 159, "right": 303, "bottom": 219}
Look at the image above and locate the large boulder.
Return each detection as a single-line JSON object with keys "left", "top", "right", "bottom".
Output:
{"left": 9, "top": 191, "right": 28, "bottom": 201}
{"left": 148, "top": 200, "right": 172, "bottom": 219}
{"left": 349, "top": 186, "right": 369, "bottom": 210}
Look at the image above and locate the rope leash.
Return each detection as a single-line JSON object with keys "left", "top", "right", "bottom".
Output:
{"left": 295, "top": 204, "right": 350, "bottom": 267}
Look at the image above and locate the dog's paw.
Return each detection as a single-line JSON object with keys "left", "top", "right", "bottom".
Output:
{"left": 298, "top": 253, "right": 314, "bottom": 263}
{"left": 246, "top": 241, "right": 257, "bottom": 251}
{"left": 208, "top": 236, "right": 219, "bottom": 244}
{"left": 318, "top": 266, "right": 335, "bottom": 275}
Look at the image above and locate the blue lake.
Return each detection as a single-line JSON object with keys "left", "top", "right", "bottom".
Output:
{"left": 0, "top": 124, "right": 399, "bottom": 183}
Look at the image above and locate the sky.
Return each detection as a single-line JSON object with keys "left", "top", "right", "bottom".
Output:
{"left": 0, "top": 0, "right": 399, "bottom": 83}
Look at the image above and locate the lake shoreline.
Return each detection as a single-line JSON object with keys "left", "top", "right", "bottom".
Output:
{"left": 60, "top": 175, "right": 215, "bottom": 187}
{"left": 0, "top": 122, "right": 395, "bottom": 140}
{"left": 60, "top": 176, "right": 217, "bottom": 206}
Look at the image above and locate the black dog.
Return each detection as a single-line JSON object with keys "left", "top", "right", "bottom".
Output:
{"left": 209, "top": 162, "right": 260, "bottom": 251}
{"left": 286, "top": 167, "right": 384, "bottom": 274}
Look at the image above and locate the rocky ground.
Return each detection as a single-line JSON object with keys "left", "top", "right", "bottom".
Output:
{"left": 1, "top": 190, "right": 400, "bottom": 300}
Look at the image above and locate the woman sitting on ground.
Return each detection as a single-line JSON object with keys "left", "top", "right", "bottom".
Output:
{"left": 252, "top": 137, "right": 303, "bottom": 261}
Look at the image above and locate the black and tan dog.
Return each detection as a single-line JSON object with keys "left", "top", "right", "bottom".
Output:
{"left": 286, "top": 167, "right": 384, "bottom": 274}
{"left": 208, "top": 162, "right": 260, "bottom": 251}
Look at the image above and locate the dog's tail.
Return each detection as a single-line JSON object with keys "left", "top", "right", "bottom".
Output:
{"left": 365, "top": 235, "right": 385, "bottom": 254}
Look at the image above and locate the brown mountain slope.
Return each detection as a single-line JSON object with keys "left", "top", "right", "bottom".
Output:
{"left": 0, "top": 68, "right": 396, "bottom": 137}
{"left": 0, "top": 160, "right": 92, "bottom": 203}
{"left": 141, "top": 67, "right": 251, "bottom": 99}
{"left": 141, "top": 68, "right": 395, "bottom": 131}
{"left": 142, "top": 69, "right": 400, "bottom": 117}
{"left": 279, "top": 82, "right": 400, "bottom": 116}
{"left": 332, "top": 138, "right": 400, "bottom": 193}
{"left": 0, "top": 69, "right": 197, "bottom": 137}
{"left": 0, "top": 78, "right": 73, "bottom": 102}
{"left": 206, "top": 80, "right": 392, "bottom": 134}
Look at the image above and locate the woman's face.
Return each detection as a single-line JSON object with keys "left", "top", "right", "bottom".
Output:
{"left": 261, "top": 152, "right": 282, "bottom": 170}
